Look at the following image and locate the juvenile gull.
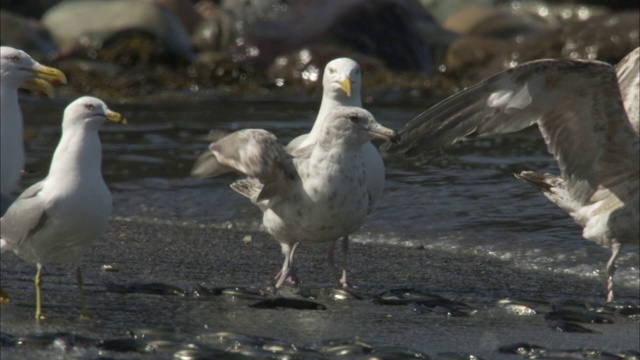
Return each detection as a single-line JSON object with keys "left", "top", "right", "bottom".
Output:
{"left": 192, "top": 106, "right": 396, "bottom": 288}
{"left": 1, "top": 46, "right": 67, "bottom": 198}
{"left": 286, "top": 58, "right": 387, "bottom": 282}
{"left": 388, "top": 48, "right": 639, "bottom": 302}
{"left": 0, "top": 96, "right": 126, "bottom": 319}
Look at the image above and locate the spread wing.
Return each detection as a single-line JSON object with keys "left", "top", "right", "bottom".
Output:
{"left": 389, "top": 57, "right": 639, "bottom": 209}
{"left": 191, "top": 129, "right": 297, "bottom": 203}
{"left": 615, "top": 47, "right": 639, "bottom": 133}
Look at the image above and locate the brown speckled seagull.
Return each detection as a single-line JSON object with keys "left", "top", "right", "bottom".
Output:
{"left": 192, "top": 106, "right": 396, "bottom": 289}
{"left": 388, "top": 48, "right": 639, "bottom": 302}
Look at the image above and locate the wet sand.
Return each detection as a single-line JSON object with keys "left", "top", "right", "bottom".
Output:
{"left": 1, "top": 217, "right": 638, "bottom": 359}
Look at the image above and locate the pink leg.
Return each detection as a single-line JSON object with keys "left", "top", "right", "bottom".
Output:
{"left": 605, "top": 242, "right": 621, "bottom": 303}
{"left": 339, "top": 235, "right": 349, "bottom": 288}
{"left": 274, "top": 242, "right": 299, "bottom": 288}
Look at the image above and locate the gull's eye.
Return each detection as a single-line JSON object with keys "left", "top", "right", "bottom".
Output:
{"left": 85, "top": 104, "right": 95, "bottom": 111}
{"left": 354, "top": 68, "right": 360, "bottom": 75}
{"left": 349, "top": 115, "right": 359, "bottom": 123}
{"left": 9, "top": 55, "right": 20, "bottom": 63}
{"left": 328, "top": 67, "right": 336, "bottom": 75}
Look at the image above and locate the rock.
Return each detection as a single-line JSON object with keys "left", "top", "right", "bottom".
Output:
{"left": 42, "top": 0, "right": 194, "bottom": 63}
{"left": 0, "top": 10, "right": 58, "bottom": 59}
{"left": 225, "top": 0, "right": 436, "bottom": 73}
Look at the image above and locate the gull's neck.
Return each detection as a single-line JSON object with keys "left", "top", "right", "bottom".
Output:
{"left": 1, "top": 85, "right": 25, "bottom": 194}
{"left": 47, "top": 126, "right": 103, "bottom": 183}
{"left": 307, "top": 91, "right": 361, "bottom": 143}
{"left": 1, "top": 86, "right": 23, "bottom": 137}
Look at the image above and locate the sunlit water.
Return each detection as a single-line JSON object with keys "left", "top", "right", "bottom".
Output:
{"left": 19, "top": 97, "right": 639, "bottom": 292}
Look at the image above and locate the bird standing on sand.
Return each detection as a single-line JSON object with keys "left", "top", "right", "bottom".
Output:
{"left": 388, "top": 48, "right": 639, "bottom": 302}
{"left": 192, "top": 106, "right": 396, "bottom": 288}
{"left": 286, "top": 58, "right": 387, "bottom": 285}
{"left": 1, "top": 96, "right": 127, "bottom": 319}
{"left": 1, "top": 46, "right": 67, "bottom": 198}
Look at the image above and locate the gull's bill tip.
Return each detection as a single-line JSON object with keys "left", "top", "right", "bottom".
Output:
{"left": 21, "top": 78, "right": 55, "bottom": 98}
{"left": 369, "top": 124, "right": 397, "bottom": 142}
{"left": 106, "top": 110, "right": 127, "bottom": 125}
{"left": 31, "top": 64, "right": 68, "bottom": 84}
{"left": 19, "top": 64, "right": 67, "bottom": 99}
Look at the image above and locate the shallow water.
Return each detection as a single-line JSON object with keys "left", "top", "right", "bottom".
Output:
{"left": 17, "top": 97, "right": 640, "bottom": 289}
{"left": 1, "top": 96, "right": 639, "bottom": 358}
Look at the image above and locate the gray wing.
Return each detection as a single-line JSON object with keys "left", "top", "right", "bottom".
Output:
{"left": 390, "top": 58, "right": 639, "bottom": 208}
{"left": 0, "top": 180, "right": 48, "bottom": 247}
{"left": 191, "top": 129, "right": 297, "bottom": 203}
{"left": 615, "top": 47, "right": 639, "bottom": 133}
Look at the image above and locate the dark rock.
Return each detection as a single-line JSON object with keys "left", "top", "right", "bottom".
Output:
{"left": 0, "top": 11, "right": 58, "bottom": 59}
{"left": 41, "top": 0, "right": 194, "bottom": 64}
{"left": 498, "top": 342, "right": 546, "bottom": 355}
{"left": 250, "top": 297, "right": 327, "bottom": 310}
{"left": 547, "top": 320, "right": 599, "bottom": 333}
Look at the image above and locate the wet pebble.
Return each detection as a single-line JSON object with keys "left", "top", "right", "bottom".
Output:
{"left": 14, "top": 332, "right": 98, "bottom": 351}
{"left": 0, "top": 332, "right": 16, "bottom": 347}
{"left": 436, "top": 352, "right": 486, "bottom": 360}
{"left": 372, "top": 288, "right": 446, "bottom": 305}
{"left": 191, "top": 284, "right": 225, "bottom": 297}
{"left": 540, "top": 349, "right": 631, "bottom": 359}
{"left": 409, "top": 298, "right": 477, "bottom": 317}
{"left": 221, "top": 287, "right": 267, "bottom": 300}
{"left": 97, "top": 338, "right": 157, "bottom": 353}
{"left": 600, "top": 302, "right": 640, "bottom": 317}
{"left": 250, "top": 297, "right": 327, "bottom": 310}
{"left": 498, "top": 342, "right": 546, "bottom": 355}
{"left": 547, "top": 320, "right": 599, "bottom": 334}
{"left": 127, "top": 327, "right": 179, "bottom": 341}
{"left": 314, "top": 338, "right": 373, "bottom": 356}
{"left": 101, "top": 264, "right": 119, "bottom": 272}
{"left": 104, "top": 281, "right": 188, "bottom": 296}
{"left": 544, "top": 309, "right": 615, "bottom": 324}
{"left": 329, "top": 287, "right": 364, "bottom": 301}
{"left": 497, "top": 299, "right": 538, "bottom": 316}
{"left": 370, "top": 345, "right": 431, "bottom": 359}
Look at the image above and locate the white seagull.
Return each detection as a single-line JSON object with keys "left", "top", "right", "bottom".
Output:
{"left": 192, "top": 106, "right": 396, "bottom": 289}
{"left": 389, "top": 48, "right": 639, "bottom": 302}
{"left": 286, "top": 58, "right": 387, "bottom": 283}
{"left": 1, "top": 46, "right": 67, "bottom": 197}
{"left": 1, "top": 96, "right": 126, "bottom": 319}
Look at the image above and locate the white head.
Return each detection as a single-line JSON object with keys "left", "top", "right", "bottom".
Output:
{"left": 63, "top": 96, "right": 126, "bottom": 131}
{"left": 320, "top": 106, "right": 396, "bottom": 147}
{"left": 1, "top": 46, "right": 66, "bottom": 97}
{"left": 322, "top": 58, "right": 361, "bottom": 101}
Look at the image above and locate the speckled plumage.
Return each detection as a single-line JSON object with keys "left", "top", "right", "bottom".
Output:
{"left": 192, "top": 106, "right": 396, "bottom": 288}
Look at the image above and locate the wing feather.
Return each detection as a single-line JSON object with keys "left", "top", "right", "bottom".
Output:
{"left": 391, "top": 58, "right": 639, "bottom": 209}
{"left": 0, "top": 181, "right": 49, "bottom": 248}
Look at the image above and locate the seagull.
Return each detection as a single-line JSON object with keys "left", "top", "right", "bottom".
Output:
{"left": 0, "top": 96, "right": 126, "bottom": 319}
{"left": 286, "top": 58, "right": 387, "bottom": 284}
{"left": 1, "top": 46, "right": 67, "bottom": 200}
{"left": 192, "top": 106, "right": 396, "bottom": 289}
{"left": 387, "top": 47, "right": 639, "bottom": 302}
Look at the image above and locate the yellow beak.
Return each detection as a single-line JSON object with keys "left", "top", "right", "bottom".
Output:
{"left": 21, "top": 65, "right": 67, "bottom": 99}
{"left": 105, "top": 110, "right": 127, "bottom": 125}
{"left": 338, "top": 77, "right": 351, "bottom": 97}
{"left": 368, "top": 124, "right": 397, "bottom": 142}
